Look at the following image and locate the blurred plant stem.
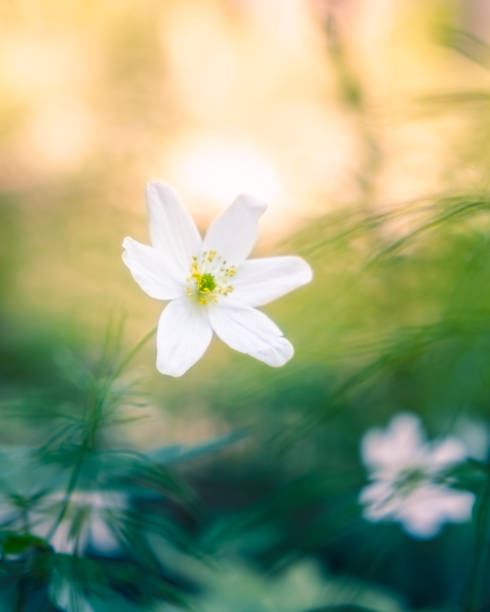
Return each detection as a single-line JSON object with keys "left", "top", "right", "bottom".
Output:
{"left": 113, "top": 326, "right": 157, "bottom": 379}
{"left": 47, "top": 326, "right": 156, "bottom": 545}
{"left": 46, "top": 432, "right": 89, "bottom": 544}
{"left": 324, "top": 10, "right": 381, "bottom": 210}
{"left": 465, "top": 461, "right": 490, "bottom": 612}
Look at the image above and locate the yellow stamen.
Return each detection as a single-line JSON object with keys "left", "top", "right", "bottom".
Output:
{"left": 186, "top": 250, "right": 235, "bottom": 305}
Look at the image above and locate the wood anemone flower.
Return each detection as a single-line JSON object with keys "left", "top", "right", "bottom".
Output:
{"left": 122, "top": 181, "right": 312, "bottom": 376}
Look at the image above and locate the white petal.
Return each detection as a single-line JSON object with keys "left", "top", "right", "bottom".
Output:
{"left": 208, "top": 301, "right": 293, "bottom": 367}
{"left": 437, "top": 488, "right": 475, "bottom": 522}
{"left": 398, "top": 484, "right": 474, "bottom": 538}
{"left": 428, "top": 437, "right": 468, "bottom": 472}
{"left": 398, "top": 486, "right": 444, "bottom": 537}
{"left": 203, "top": 194, "right": 266, "bottom": 265}
{"left": 388, "top": 413, "right": 426, "bottom": 458}
{"left": 156, "top": 298, "right": 212, "bottom": 377}
{"left": 232, "top": 256, "right": 312, "bottom": 307}
{"left": 122, "top": 237, "right": 184, "bottom": 300}
{"left": 428, "top": 486, "right": 475, "bottom": 524}
{"left": 400, "top": 505, "right": 443, "bottom": 539}
{"left": 398, "top": 484, "right": 462, "bottom": 539}
{"left": 146, "top": 181, "right": 202, "bottom": 277}
{"left": 361, "top": 413, "right": 427, "bottom": 472}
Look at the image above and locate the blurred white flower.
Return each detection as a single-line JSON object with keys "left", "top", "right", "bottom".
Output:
{"left": 359, "top": 413, "right": 475, "bottom": 539}
{"left": 50, "top": 578, "right": 96, "bottom": 612}
{"left": 123, "top": 181, "right": 312, "bottom": 376}
{"left": 34, "top": 490, "right": 125, "bottom": 555}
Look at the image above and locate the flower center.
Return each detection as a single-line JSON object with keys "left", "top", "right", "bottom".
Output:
{"left": 394, "top": 467, "right": 427, "bottom": 497}
{"left": 197, "top": 273, "right": 216, "bottom": 294}
{"left": 186, "top": 250, "right": 236, "bottom": 305}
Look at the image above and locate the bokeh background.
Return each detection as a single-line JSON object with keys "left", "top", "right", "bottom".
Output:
{"left": 1, "top": 0, "right": 490, "bottom": 610}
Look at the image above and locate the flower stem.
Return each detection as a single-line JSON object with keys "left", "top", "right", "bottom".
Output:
{"left": 113, "top": 326, "right": 157, "bottom": 378}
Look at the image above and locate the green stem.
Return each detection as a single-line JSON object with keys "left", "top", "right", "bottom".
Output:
{"left": 113, "top": 326, "right": 157, "bottom": 379}
{"left": 46, "top": 436, "right": 88, "bottom": 542}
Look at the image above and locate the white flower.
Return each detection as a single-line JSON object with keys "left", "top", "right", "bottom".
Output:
{"left": 122, "top": 181, "right": 312, "bottom": 376}
{"left": 33, "top": 490, "right": 126, "bottom": 555}
{"left": 359, "top": 413, "right": 475, "bottom": 539}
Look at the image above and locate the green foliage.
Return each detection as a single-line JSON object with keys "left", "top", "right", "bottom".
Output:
{"left": 182, "top": 560, "right": 405, "bottom": 612}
